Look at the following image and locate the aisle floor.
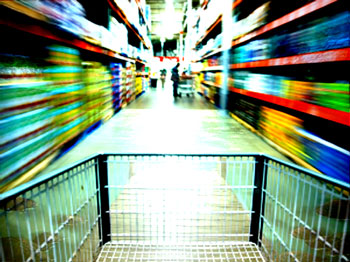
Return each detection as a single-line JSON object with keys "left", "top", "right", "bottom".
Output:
{"left": 41, "top": 81, "right": 289, "bottom": 174}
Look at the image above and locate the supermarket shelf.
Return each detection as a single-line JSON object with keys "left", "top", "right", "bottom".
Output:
{"left": 0, "top": 3, "right": 139, "bottom": 64}
{"left": 196, "top": 47, "right": 225, "bottom": 61}
{"left": 232, "top": 0, "right": 338, "bottom": 47}
{"left": 107, "top": 0, "right": 150, "bottom": 50}
{"left": 116, "top": 54, "right": 136, "bottom": 63}
{"left": 193, "top": 0, "right": 209, "bottom": 28}
{"left": 232, "top": 0, "right": 244, "bottom": 10}
{"left": 135, "top": 59, "right": 146, "bottom": 64}
{"left": 201, "top": 0, "right": 209, "bottom": 9}
{"left": 202, "top": 66, "right": 224, "bottom": 71}
{"left": 195, "top": 14, "right": 222, "bottom": 47}
{"left": 202, "top": 80, "right": 221, "bottom": 88}
{"left": 228, "top": 112, "right": 322, "bottom": 174}
{"left": 194, "top": 0, "right": 243, "bottom": 37}
{"left": 0, "top": 1, "right": 47, "bottom": 22}
{"left": 230, "top": 48, "right": 350, "bottom": 69}
{"left": 1, "top": 151, "right": 59, "bottom": 193}
{"left": 135, "top": 0, "right": 150, "bottom": 31}
{"left": 229, "top": 87, "right": 350, "bottom": 126}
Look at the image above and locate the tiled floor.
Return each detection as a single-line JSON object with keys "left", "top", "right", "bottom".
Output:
{"left": 41, "top": 82, "right": 289, "bottom": 174}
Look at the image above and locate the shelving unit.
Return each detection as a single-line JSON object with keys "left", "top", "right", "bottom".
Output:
{"left": 0, "top": 1, "right": 48, "bottom": 22}
{"left": 195, "top": 14, "right": 222, "bottom": 47}
{"left": 229, "top": 87, "right": 350, "bottom": 126}
{"left": 190, "top": 0, "right": 350, "bottom": 184}
{"left": 193, "top": 0, "right": 245, "bottom": 62}
{"left": 202, "top": 66, "right": 223, "bottom": 71}
{"left": 135, "top": 0, "right": 151, "bottom": 32}
{"left": 201, "top": 0, "right": 210, "bottom": 9}
{"left": 232, "top": 0, "right": 244, "bottom": 9}
{"left": 230, "top": 48, "right": 350, "bottom": 69}
{"left": 107, "top": 0, "right": 151, "bottom": 50}
{"left": 197, "top": 48, "right": 224, "bottom": 61}
{"left": 0, "top": 0, "right": 152, "bottom": 192}
{"left": 202, "top": 80, "right": 221, "bottom": 88}
{"left": 231, "top": 0, "right": 337, "bottom": 47}
{"left": 0, "top": 1, "right": 149, "bottom": 63}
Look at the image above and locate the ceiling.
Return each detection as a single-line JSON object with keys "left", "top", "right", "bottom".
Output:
{"left": 146, "top": 0, "right": 200, "bottom": 43}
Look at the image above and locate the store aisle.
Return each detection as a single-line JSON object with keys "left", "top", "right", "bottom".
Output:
{"left": 41, "top": 83, "right": 289, "bottom": 174}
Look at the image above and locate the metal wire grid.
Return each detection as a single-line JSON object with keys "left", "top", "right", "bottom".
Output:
{"left": 96, "top": 156, "right": 263, "bottom": 261}
{"left": 108, "top": 186, "right": 252, "bottom": 242}
{"left": 97, "top": 242, "right": 265, "bottom": 261}
{"left": 0, "top": 158, "right": 101, "bottom": 262}
{"left": 1, "top": 154, "right": 349, "bottom": 262}
{"left": 106, "top": 156, "right": 256, "bottom": 242}
{"left": 259, "top": 159, "right": 350, "bottom": 262}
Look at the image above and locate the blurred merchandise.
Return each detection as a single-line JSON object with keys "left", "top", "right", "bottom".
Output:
{"left": 109, "top": 17, "right": 129, "bottom": 54}
{"left": 136, "top": 65, "right": 150, "bottom": 95}
{"left": 120, "top": 67, "right": 127, "bottom": 107}
{"left": 82, "top": 61, "right": 114, "bottom": 124}
{"left": 258, "top": 106, "right": 350, "bottom": 183}
{"left": 296, "top": 128, "right": 350, "bottom": 183}
{"left": 231, "top": 2, "right": 270, "bottom": 41}
{"left": 196, "top": 33, "right": 223, "bottom": 58}
{"left": 4, "top": 0, "right": 153, "bottom": 61}
{"left": 313, "top": 82, "right": 350, "bottom": 112}
{"left": 145, "top": 5, "right": 151, "bottom": 26}
{"left": 196, "top": 0, "right": 222, "bottom": 42}
{"left": 142, "top": 66, "right": 150, "bottom": 92}
{"left": 231, "top": 98, "right": 260, "bottom": 130}
{"left": 259, "top": 106, "right": 304, "bottom": 159}
{"left": 231, "top": 71, "right": 349, "bottom": 112}
{"left": 0, "top": 0, "right": 151, "bottom": 192}
{"left": 214, "top": 72, "right": 223, "bottom": 86}
{"left": 232, "top": 11, "right": 350, "bottom": 63}
{"left": 125, "top": 63, "right": 136, "bottom": 103}
{"left": 0, "top": 41, "right": 147, "bottom": 190}
{"left": 206, "top": 56, "right": 220, "bottom": 67}
{"left": 110, "top": 63, "right": 123, "bottom": 112}
{"left": 114, "top": 0, "right": 150, "bottom": 50}
{"left": 0, "top": 45, "right": 89, "bottom": 190}
{"left": 0, "top": 56, "right": 53, "bottom": 189}
{"left": 135, "top": 76, "right": 143, "bottom": 96}
{"left": 267, "top": 0, "right": 314, "bottom": 22}
{"left": 44, "top": 45, "right": 86, "bottom": 148}
{"left": 194, "top": 74, "right": 202, "bottom": 93}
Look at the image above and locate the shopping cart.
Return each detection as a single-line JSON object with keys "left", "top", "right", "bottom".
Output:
{"left": 178, "top": 75, "right": 195, "bottom": 97}
{"left": 1, "top": 154, "right": 349, "bottom": 261}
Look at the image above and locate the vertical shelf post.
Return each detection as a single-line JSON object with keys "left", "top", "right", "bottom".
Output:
{"left": 220, "top": 0, "right": 233, "bottom": 111}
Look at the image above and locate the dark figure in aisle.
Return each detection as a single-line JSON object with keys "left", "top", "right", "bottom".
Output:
{"left": 171, "top": 63, "right": 180, "bottom": 97}
{"left": 160, "top": 68, "right": 167, "bottom": 88}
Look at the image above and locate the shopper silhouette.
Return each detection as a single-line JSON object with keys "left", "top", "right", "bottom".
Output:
{"left": 160, "top": 68, "right": 166, "bottom": 88}
{"left": 171, "top": 63, "right": 180, "bottom": 97}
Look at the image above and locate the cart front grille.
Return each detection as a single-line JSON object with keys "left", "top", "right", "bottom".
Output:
{"left": 1, "top": 154, "right": 349, "bottom": 262}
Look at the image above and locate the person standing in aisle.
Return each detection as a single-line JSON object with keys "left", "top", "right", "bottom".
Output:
{"left": 160, "top": 68, "right": 167, "bottom": 88}
{"left": 171, "top": 63, "right": 180, "bottom": 97}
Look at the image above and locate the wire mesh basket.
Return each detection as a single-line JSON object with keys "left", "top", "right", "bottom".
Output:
{"left": 1, "top": 154, "right": 349, "bottom": 261}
